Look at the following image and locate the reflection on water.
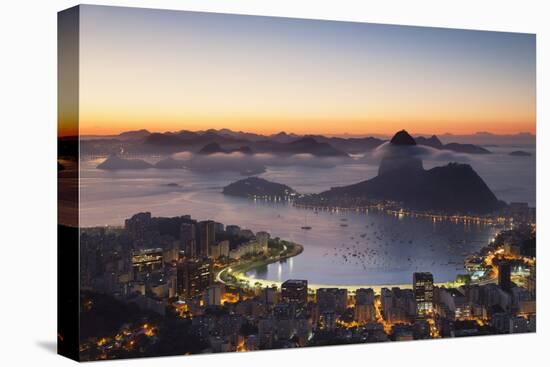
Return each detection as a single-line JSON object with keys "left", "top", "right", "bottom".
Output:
{"left": 245, "top": 208, "right": 497, "bottom": 285}
{"left": 79, "top": 146, "right": 533, "bottom": 285}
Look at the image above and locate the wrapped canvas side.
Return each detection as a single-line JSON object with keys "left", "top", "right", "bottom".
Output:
{"left": 57, "top": 5, "right": 80, "bottom": 361}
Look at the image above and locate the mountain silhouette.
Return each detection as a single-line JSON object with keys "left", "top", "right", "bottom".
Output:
{"left": 82, "top": 128, "right": 492, "bottom": 156}
{"left": 223, "top": 177, "right": 295, "bottom": 198}
{"left": 415, "top": 135, "right": 443, "bottom": 148}
{"left": 317, "top": 130, "right": 502, "bottom": 214}
{"left": 415, "top": 134, "right": 491, "bottom": 154}
{"left": 390, "top": 130, "right": 417, "bottom": 145}
{"left": 509, "top": 150, "right": 532, "bottom": 157}
{"left": 284, "top": 137, "right": 349, "bottom": 157}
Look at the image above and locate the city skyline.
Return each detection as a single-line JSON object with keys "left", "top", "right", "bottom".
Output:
{"left": 72, "top": 209, "right": 536, "bottom": 360}
{"left": 60, "top": 5, "right": 536, "bottom": 137}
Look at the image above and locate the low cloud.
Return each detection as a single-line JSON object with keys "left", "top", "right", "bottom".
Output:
{"left": 369, "top": 142, "right": 471, "bottom": 164}
{"left": 163, "top": 151, "right": 351, "bottom": 173}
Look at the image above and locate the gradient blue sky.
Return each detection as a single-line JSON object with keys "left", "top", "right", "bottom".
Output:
{"left": 77, "top": 5, "right": 536, "bottom": 135}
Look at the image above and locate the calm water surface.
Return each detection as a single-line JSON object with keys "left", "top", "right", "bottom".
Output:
{"left": 79, "top": 145, "right": 534, "bottom": 284}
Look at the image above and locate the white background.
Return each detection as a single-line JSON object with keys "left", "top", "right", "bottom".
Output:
{"left": 0, "top": 0, "right": 547, "bottom": 365}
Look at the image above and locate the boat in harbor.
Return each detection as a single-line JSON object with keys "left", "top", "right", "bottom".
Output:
{"left": 301, "top": 212, "right": 312, "bottom": 230}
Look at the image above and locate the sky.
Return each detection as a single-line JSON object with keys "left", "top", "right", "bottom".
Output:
{"left": 63, "top": 5, "right": 536, "bottom": 136}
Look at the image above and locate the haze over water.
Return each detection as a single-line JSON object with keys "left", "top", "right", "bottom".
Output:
{"left": 79, "top": 144, "right": 534, "bottom": 285}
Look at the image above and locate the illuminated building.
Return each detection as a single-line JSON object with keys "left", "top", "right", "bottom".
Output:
{"left": 229, "top": 238, "right": 267, "bottom": 259}
{"left": 132, "top": 248, "right": 163, "bottom": 278}
{"left": 176, "top": 258, "right": 213, "bottom": 299}
{"left": 464, "top": 256, "right": 485, "bottom": 273}
{"left": 413, "top": 272, "right": 434, "bottom": 318}
{"left": 281, "top": 279, "right": 308, "bottom": 305}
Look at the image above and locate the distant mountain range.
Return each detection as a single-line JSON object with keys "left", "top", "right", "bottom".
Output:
{"left": 438, "top": 131, "right": 535, "bottom": 146}
{"left": 415, "top": 135, "right": 491, "bottom": 154}
{"left": 223, "top": 130, "right": 504, "bottom": 214}
{"left": 79, "top": 128, "right": 510, "bottom": 157}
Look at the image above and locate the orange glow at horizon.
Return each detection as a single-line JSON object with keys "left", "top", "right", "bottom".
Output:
{"left": 73, "top": 5, "right": 536, "bottom": 138}
{"left": 78, "top": 115, "right": 535, "bottom": 137}
{"left": 78, "top": 95, "right": 535, "bottom": 136}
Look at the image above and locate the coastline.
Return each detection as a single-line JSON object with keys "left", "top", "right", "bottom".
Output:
{"left": 293, "top": 202, "right": 510, "bottom": 226}
{"left": 216, "top": 241, "right": 303, "bottom": 287}
{"left": 215, "top": 240, "right": 495, "bottom": 294}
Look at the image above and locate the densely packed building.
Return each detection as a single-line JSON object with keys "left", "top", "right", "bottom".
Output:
{"left": 79, "top": 212, "right": 536, "bottom": 360}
